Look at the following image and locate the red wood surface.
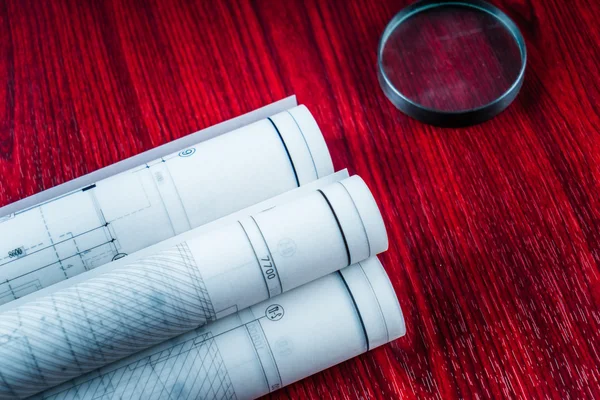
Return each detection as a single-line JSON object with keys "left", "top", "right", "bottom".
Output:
{"left": 1, "top": 0, "right": 599, "bottom": 398}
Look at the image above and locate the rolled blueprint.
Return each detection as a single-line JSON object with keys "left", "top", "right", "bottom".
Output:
{"left": 0, "top": 105, "right": 333, "bottom": 305}
{"left": 36, "top": 257, "right": 405, "bottom": 400}
{"left": 0, "top": 175, "right": 388, "bottom": 399}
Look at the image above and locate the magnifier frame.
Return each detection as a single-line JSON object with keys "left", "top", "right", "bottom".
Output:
{"left": 377, "top": 0, "right": 527, "bottom": 127}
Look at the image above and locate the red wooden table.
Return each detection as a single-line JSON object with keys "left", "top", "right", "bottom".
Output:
{"left": 1, "top": 0, "right": 599, "bottom": 398}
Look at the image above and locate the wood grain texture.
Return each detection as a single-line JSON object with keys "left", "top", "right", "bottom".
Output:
{"left": 1, "top": 0, "right": 599, "bottom": 398}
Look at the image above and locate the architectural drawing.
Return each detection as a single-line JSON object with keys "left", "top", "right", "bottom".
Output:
{"left": 0, "top": 175, "right": 388, "bottom": 399}
{"left": 36, "top": 258, "right": 405, "bottom": 400}
{"left": 0, "top": 106, "right": 333, "bottom": 305}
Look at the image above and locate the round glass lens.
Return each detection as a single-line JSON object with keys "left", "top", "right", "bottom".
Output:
{"left": 380, "top": 4, "right": 523, "bottom": 113}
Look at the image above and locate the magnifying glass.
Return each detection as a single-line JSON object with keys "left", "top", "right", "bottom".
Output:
{"left": 378, "top": 0, "right": 527, "bottom": 127}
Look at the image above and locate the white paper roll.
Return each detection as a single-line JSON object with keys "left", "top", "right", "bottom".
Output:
{"left": 35, "top": 257, "right": 405, "bottom": 400}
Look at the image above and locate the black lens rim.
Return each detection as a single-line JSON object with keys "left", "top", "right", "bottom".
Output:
{"left": 377, "top": 0, "right": 527, "bottom": 127}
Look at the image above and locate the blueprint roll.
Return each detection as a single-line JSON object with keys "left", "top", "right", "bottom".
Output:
{"left": 0, "top": 175, "right": 388, "bottom": 399}
{"left": 0, "top": 105, "right": 333, "bottom": 306}
{"left": 36, "top": 257, "right": 406, "bottom": 400}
